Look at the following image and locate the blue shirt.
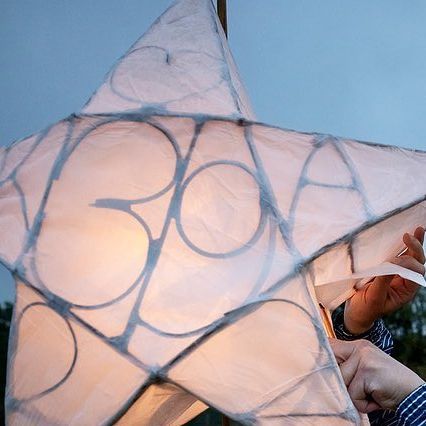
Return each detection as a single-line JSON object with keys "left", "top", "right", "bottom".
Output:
{"left": 332, "top": 310, "right": 426, "bottom": 426}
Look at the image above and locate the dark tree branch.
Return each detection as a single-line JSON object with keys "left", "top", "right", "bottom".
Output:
{"left": 217, "top": 0, "right": 228, "bottom": 38}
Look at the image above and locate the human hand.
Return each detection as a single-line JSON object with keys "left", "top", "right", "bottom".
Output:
{"left": 330, "top": 338, "right": 424, "bottom": 413}
{"left": 344, "top": 226, "right": 425, "bottom": 335}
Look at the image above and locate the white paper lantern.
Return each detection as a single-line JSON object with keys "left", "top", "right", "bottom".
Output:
{"left": 2, "top": 0, "right": 425, "bottom": 424}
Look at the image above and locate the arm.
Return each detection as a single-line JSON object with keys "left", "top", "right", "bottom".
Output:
{"left": 343, "top": 227, "right": 425, "bottom": 336}
{"left": 330, "top": 339, "right": 425, "bottom": 425}
{"left": 332, "top": 309, "right": 393, "bottom": 355}
{"left": 395, "top": 383, "right": 426, "bottom": 426}
{"left": 331, "top": 227, "right": 425, "bottom": 425}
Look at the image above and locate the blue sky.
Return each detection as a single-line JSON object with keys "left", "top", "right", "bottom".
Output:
{"left": 1, "top": 0, "right": 426, "bottom": 302}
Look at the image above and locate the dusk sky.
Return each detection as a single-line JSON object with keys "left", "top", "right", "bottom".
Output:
{"left": 1, "top": 0, "right": 426, "bottom": 302}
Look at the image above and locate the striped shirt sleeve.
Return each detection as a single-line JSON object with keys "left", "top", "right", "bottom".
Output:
{"left": 395, "top": 383, "right": 426, "bottom": 426}
{"left": 331, "top": 309, "right": 394, "bottom": 354}
{"left": 332, "top": 310, "right": 425, "bottom": 426}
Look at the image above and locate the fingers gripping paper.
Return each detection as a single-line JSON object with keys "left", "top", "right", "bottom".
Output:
{"left": 1, "top": 0, "right": 425, "bottom": 425}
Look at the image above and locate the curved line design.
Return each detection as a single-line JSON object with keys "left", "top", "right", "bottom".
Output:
{"left": 15, "top": 302, "right": 78, "bottom": 403}
{"left": 4, "top": 111, "right": 424, "bottom": 425}
{"left": 108, "top": 46, "right": 228, "bottom": 112}
{"left": 176, "top": 159, "right": 266, "bottom": 258}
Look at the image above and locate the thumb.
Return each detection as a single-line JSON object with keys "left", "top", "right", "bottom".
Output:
{"left": 329, "top": 338, "right": 356, "bottom": 363}
{"left": 364, "top": 272, "right": 393, "bottom": 305}
{"left": 358, "top": 400, "right": 382, "bottom": 414}
{"left": 329, "top": 339, "right": 363, "bottom": 387}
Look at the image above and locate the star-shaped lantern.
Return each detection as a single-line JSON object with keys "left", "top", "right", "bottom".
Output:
{"left": 2, "top": 0, "right": 425, "bottom": 424}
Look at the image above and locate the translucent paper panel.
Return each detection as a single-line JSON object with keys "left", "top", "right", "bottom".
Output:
{"left": 249, "top": 125, "right": 426, "bottom": 263}
{"left": 2, "top": 113, "right": 426, "bottom": 424}
{"left": 2, "top": 1, "right": 426, "bottom": 423}
{"left": 309, "top": 193, "right": 426, "bottom": 309}
{"left": 116, "top": 383, "right": 207, "bottom": 426}
{"left": 82, "top": 0, "right": 255, "bottom": 119}
{"left": 0, "top": 121, "right": 69, "bottom": 267}
{"left": 0, "top": 180, "right": 26, "bottom": 265}
{"left": 168, "top": 288, "right": 357, "bottom": 423}
{"left": 5, "top": 282, "right": 149, "bottom": 425}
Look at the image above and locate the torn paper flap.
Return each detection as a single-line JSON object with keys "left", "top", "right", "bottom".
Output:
{"left": 315, "top": 262, "right": 426, "bottom": 310}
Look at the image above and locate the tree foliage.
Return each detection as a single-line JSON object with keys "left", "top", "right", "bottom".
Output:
{"left": 384, "top": 290, "right": 426, "bottom": 377}
{"left": 0, "top": 302, "right": 13, "bottom": 425}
